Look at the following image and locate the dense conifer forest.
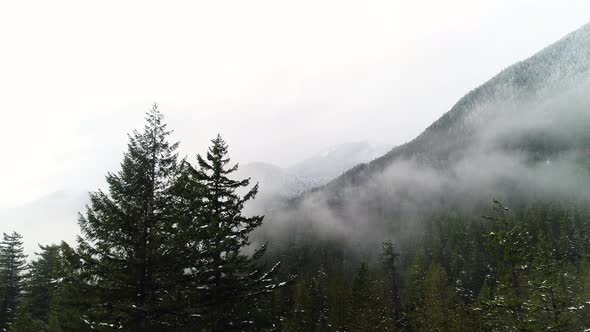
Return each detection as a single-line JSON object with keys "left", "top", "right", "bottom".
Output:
{"left": 3, "top": 2, "right": 590, "bottom": 331}
{"left": 0, "top": 107, "right": 281, "bottom": 331}
{"left": 1, "top": 105, "right": 590, "bottom": 331}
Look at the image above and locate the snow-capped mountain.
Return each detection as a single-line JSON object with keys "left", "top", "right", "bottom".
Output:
{"left": 287, "top": 141, "right": 392, "bottom": 184}
{"left": 269, "top": 22, "right": 590, "bottom": 243}
{"left": 237, "top": 142, "right": 391, "bottom": 198}
{"left": 326, "top": 22, "right": 590, "bottom": 192}
{"left": 234, "top": 141, "right": 391, "bottom": 214}
{"left": 234, "top": 162, "right": 315, "bottom": 199}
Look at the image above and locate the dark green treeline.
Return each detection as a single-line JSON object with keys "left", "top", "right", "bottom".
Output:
{"left": 1, "top": 106, "right": 280, "bottom": 331}
{"left": 268, "top": 200, "right": 590, "bottom": 331}
{"left": 2, "top": 107, "right": 590, "bottom": 331}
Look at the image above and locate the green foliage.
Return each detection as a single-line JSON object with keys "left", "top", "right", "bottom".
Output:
{"left": 72, "top": 108, "right": 282, "bottom": 331}
{"left": 44, "top": 243, "right": 87, "bottom": 331}
{"left": 5, "top": 106, "right": 590, "bottom": 331}
{"left": 420, "top": 263, "right": 459, "bottom": 331}
{"left": 381, "top": 241, "right": 402, "bottom": 327}
{"left": 10, "top": 301, "right": 44, "bottom": 332}
{"left": 180, "top": 134, "right": 280, "bottom": 331}
{"left": 286, "top": 278, "right": 315, "bottom": 331}
{"left": 348, "top": 263, "right": 390, "bottom": 331}
{"left": 26, "top": 244, "right": 62, "bottom": 325}
{"left": 6, "top": 191, "right": 590, "bottom": 332}
{"left": 273, "top": 200, "right": 590, "bottom": 331}
{"left": 77, "top": 104, "right": 182, "bottom": 330}
{"left": 471, "top": 201, "right": 590, "bottom": 331}
{"left": 0, "top": 232, "right": 27, "bottom": 330}
{"left": 402, "top": 254, "right": 427, "bottom": 331}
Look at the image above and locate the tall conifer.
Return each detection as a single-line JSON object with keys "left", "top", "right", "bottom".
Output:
{"left": 0, "top": 231, "right": 27, "bottom": 330}
{"left": 77, "top": 104, "right": 180, "bottom": 330}
{"left": 184, "top": 134, "right": 280, "bottom": 331}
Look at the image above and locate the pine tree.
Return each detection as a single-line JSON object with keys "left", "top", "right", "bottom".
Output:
{"left": 183, "top": 134, "right": 281, "bottom": 331}
{"left": 402, "top": 254, "right": 426, "bottom": 330}
{"left": 286, "top": 278, "right": 314, "bottom": 331}
{"left": 10, "top": 301, "right": 44, "bottom": 332}
{"left": 348, "top": 263, "right": 388, "bottom": 331}
{"left": 381, "top": 241, "right": 401, "bottom": 327}
{"left": 285, "top": 268, "right": 329, "bottom": 332}
{"left": 25, "top": 244, "right": 61, "bottom": 325}
{"left": 0, "top": 232, "right": 27, "bottom": 330}
{"left": 311, "top": 265, "right": 330, "bottom": 330}
{"left": 17, "top": 242, "right": 84, "bottom": 331}
{"left": 77, "top": 104, "right": 182, "bottom": 330}
{"left": 528, "top": 223, "right": 585, "bottom": 330}
{"left": 481, "top": 200, "right": 534, "bottom": 331}
{"left": 421, "top": 263, "right": 459, "bottom": 331}
{"left": 45, "top": 242, "right": 86, "bottom": 332}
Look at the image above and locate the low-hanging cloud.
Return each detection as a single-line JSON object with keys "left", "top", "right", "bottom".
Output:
{"left": 254, "top": 59, "right": 590, "bottom": 254}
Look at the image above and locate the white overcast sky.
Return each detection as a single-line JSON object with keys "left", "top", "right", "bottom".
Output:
{"left": 1, "top": 0, "right": 589, "bottom": 211}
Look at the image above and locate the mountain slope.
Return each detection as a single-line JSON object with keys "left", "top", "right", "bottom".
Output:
{"left": 236, "top": 142, "right": 391, "bottom": 215}
{"left": 326, "top": 22, "right": 590, "bottom": 192}
{"left": 0, "top": 191, "right": 88, "bottom": 256}
{"left": 267, "top": 23, "right": 590, "bottom": 246}
{"left": 288, "top": 141, "right": 391, "bottom": 183}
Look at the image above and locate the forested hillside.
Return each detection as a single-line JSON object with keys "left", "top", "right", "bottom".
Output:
{"left": 331, "top": 21, "right": 590, "bottom": 188}
{"left": 1, "top": 22, "right": 590, "bottom": 332}
{"left": 259, "top": 22, "right": 590, "bottom": 249}
{"left": 255, "top": 22, "right": 590, "bottom": 331}
{"left": 0, "top": 107, "right": 283, "bottom": 331}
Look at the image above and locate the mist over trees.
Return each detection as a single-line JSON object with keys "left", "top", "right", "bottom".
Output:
{"left": 0, "top": 106, "right": 283, "bottom": 331}
{"left": 256, "top": 22, "right": 590, "bottom": 255}
{"left": 1, "top": 100, "right": 590, "bottom": 331}
{"left": 2, "top": 23, "right": 590, "bottom": 332}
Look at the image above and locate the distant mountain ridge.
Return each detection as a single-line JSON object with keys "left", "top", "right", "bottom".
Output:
{"left": 2, "top": 140, "right": 390, "bottom": 254}
{"left": 236, "top": 141, "right": 391, "bottom": 204}
{"left": 263, "top": 22, "right": 590, "bottom": 246}
{"left": 0, "top": 190, "right": 88, "bottom": 256}
{"left": 288, "top": 141, "right": 391, "bottom": 184}
{"left": 324, "top": 22, "right": 590, "bottom": 193}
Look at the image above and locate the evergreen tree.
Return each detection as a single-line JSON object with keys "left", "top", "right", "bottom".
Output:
{"left": 421, "top": 263, "right": 459, "bottom": 331}
{"left": 312, "top": 265, "right": 330, "bottom": 331}
{"left": 402, "top": 254, "right": 426, "bottom": 331}
{"left": 381, "top": 241, "right": 402, "bottom": 327}
{"left": 348, "top": 263, "right": 388, "bottom": 331}
{"left": 17, "top": 242, "right": 86, "bottom": 331}
{"left": 286, "top": 278, "right": 314, "bottom": 331}
{"left": 527, "top": 223, "right": 585, "bottom": 330}
{"left": 181, "top": 134, "right": 281, "bottom": 331}
{"left": 46, "top": 242, "right": 87, "bottom": 332}
{"left": 0, "top": 232, "right": 27, "bottom": 330}
{"left": 481, "top": 200, "right": 533, "bottom": 331}
{"left": 77, "top": 104, "right": 182, "bottom": 330}
{"left": 285, "top": 268, "right": 329, "bottom": 332}
{"left": 25, "top": 244, "right": 62, "bottom": 325}
{"left": 10, "top": 301, "right": 44, "bottom": 332}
